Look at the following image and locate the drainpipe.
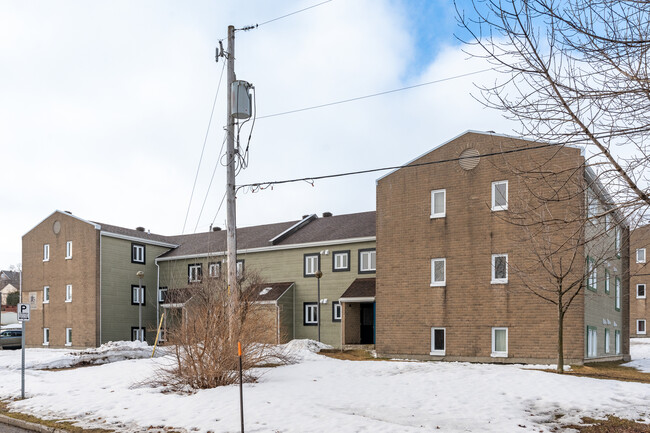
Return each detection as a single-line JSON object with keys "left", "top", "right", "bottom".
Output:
{"left": 155, "top": 259, "right": 160, "bottom": 342}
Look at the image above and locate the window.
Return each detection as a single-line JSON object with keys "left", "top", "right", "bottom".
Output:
{"left": 604, "top": 328, "right": 610, "bottom": 354}
{"left": 131, "top": 243, "right": 145, "bottom": 264}
{"left": 332, "top": 250, "right": 350, "bottom": 272}
{"left": 587, "top": 257, "right": 597, "bottom": 291}
{"left": 637, "top": 248, "right": 646, "bottom": 264}
{"left": 637, "top": 284, "right": 646, "bottom": 299}
{"left": 304, "top": 254, "right": 319, "bottom": 277}
{"left": 332, "top": 301, "right": 342, "bottom": 322}
{"left": 359, "top": 249, "right": 376, "bottom": 274}
{"left": 430, "top": 328, "right": 446, "bottom": 356}
{"left": 208, "top": 262, "right": 221, "bottom": 278}
{"left": 131, "top": 285, "right": 145, "bottom": 305}
{"left": 615, "top": 277, "right": 621, "bottom": 311}
{"left": 491, "top": 180, "right": 508, "bottom": 211}
{"left": 431, "top": 189, "right": 446, "bottom": 218}
{"left": 43, "top": 286, "right": 50, "bottom": 303}
{"left": 605, "top": 269, "right": 610, "bottom": 294}
{"left": 158, "top": 287, "right": 168, "bottom": 303}
{"left": 188, "top": 263, "right": 202, "bottom": 283}
{"left": 491, "top": 328, "right": 508, "bottom": 357}
{"left": 43, "top": 244, "right": 50, "bottom": 261}
{"left": 587, "top": 326, "right": 597, "bottom": 358}
{"left": 131, "top": 327, "right": 145, "bottom": 342}
{"left": 65, "top": 328, "right": 72, "bottom": 346}
{"left": 43, "top": 328, "right": 49, "bottom": 346}
{"left": 638, "top": 320, "right": 647, "bottom": 335}
{"left": 615, "top": 227, "right": 621, "bottom": 258}
{"left": 491, "top": 254, "right": 508, "bottom": 284}
{"left": 430, "top": 258, "right": 446, "bottom": 287}
{"left": 65, "top": 284, "right": 72, "bottom": 302}
{"left": 237, "top": 260, "right": 245, "bottom": 278}
{"left": 615, "top": 330, "right": 621, "bottom": 355}
{"left": 65, "top": 241, "right": 72, "bottom": 259}
{"left": 303, "top": 302, "right": 318, "bottom": 325}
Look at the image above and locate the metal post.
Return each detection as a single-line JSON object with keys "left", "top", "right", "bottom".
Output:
{"left": 136, "top": 271, "right": 144, "bottom": 342}
{"left": 315, "top": 271, "right": 323, "bottom": 342}
{"left": 238, "top": 341, "right": 244, "bottom": 433}
{"left": 21, "top": 320, "right": 25, "bottom": 399}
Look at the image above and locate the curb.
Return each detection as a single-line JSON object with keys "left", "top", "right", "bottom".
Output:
{"left": 0, "top": 413, "right": 68, "bottom": 433}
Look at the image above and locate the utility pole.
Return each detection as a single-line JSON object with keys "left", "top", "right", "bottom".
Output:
{"left": 226, "top": 25, "right": 238, "bottom": 305}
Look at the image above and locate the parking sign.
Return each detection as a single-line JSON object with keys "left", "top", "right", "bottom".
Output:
{"left": 17, "top": 303, "right": 30, "bottom": 322}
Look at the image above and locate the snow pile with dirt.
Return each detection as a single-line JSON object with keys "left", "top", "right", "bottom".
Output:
{"left": 0, "top": 340, "right": 647, "bottom": 432}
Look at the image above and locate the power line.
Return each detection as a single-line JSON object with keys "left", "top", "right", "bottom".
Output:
{"left": 237, "top": 142, "right": 558, "bottom": 191}
{"left": 257, "top": 0, "right": 333, "bottom": 27}
{"left": 181, "top": 60, "right": 227, "bottom": 234}
{"left": 257, "top": 68, "right": 494, "bottom": 119}
{"left": 193, "top": 131, "right": 228, "bottom": 233}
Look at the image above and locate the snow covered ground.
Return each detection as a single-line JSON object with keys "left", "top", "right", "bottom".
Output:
{"left": 0, "top": 339, "right": 649, "bottom": 433}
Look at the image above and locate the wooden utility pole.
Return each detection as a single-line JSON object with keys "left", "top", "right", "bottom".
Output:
{"left": 226, "top": 25, "right": 238, "bottom": 302}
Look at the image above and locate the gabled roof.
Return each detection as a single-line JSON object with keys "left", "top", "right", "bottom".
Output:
{"left": 339, "top": 278, "right": 376, "bottom": 302}
{"left": 97, "top": 222, "right": 179, "bottom": 247}
{"left": 252, "top": 282, "right": 294, "bottom": 303}
{"left": 0, "top": 271, "right": 20, "bottom": 285}
{"left": 23, "top": 210, "right": 101, "bottom": 237}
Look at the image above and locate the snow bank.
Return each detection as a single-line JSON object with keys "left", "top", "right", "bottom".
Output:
{"left": 626, "top": 338, "right": 650, "bottom": 372}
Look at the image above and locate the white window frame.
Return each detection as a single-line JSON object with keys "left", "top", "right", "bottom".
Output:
{"left": 359, "top": 249, "right": 376, "bottom": 273}
{"left": 43, "top": 244, "right": 50, "bottom": 262}
{"left": 637, "top": 284, "right": 646, "bottom": 299}
{"left": 132, "top": 328, "right": 144, "bottom": 342}
{"left": 43, "top": 328, "right": 50, "bottom": 346}
{"left": 615, "top": 330, "right": 621, "bottom": 355}
{"left": 188, "top": 264, "right": 202, "bottom": 283}
{"left": 304, "top": 254, "right": 319, "bottom": 276}
{"left": 158, "top": 287, "right": 167, "bottom": 303}
{"left": 491, "top": 180, "right": 508, "bottom": 211}
{"left": 615, "top": 228, "right": 621, "bottom": 258}
{"left": 615, "top": 277, "right": 621, "bottom": 311}
{"left": 43, "top": 286, "right": 50, "bottom": 304}
{"left": 65, "top": 328, "right": 72, "bottom": 346}
{"left": 208, "top": 262, "right": 220, "bottom": 278}
{"left": 65, "top": 241, "right": 72, "bottom": 259}
{"left": 333, "top": 252, "right": 349, "bottom": 271}
{"left": 430, "top": 327, "right": 446, "bottom": 356}
{"left": 65, "top": 284, "right": 72, "bottom": 302}
{"left": 491, "top": 327, "right": 508, "bottom": 357}
{"left": 132, "top": 243, "right": 145, "bottom": 264}
{"left": 236, "top": 260, "right": 244, "bottom": 278}
{"left": 604, "top": 269, "right": 610, "bottom": 294}
{"left": 132, "top": 285, "right": 145, "bottom": 305}
{"left": 430, "top": 258, "right": 446, "bottom": 287}
{"left": 332, "top": 301, "right": 342, "bottom": 322}
{"left": 587, "top": 327, "right": 598, "bottom": 358}
{"left": 491, "top": 254, "right": 508, "bottom": 284}
{"left": 430, "top": 189, "right": 446, "bottom": 219}
{"left": 638, "top": 319, "right": 647, "bottom": 335}
{"left": 637, "top": 248, "right": 646, "bottom": 264}
{"left": 587, "top": 257, "right": 597, "bottom": 291}
{"left": 604, "top": 328, "right": 611, "bottom": 354}
{"left": 304, "top": 303, "right": 318, "bottom": 325}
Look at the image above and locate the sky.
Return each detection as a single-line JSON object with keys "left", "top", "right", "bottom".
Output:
{"left": 0, "top": 0, "right": 517, "bottom": 270}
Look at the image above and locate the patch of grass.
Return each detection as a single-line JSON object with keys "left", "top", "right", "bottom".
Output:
{"left": 319, "top": 349, "right": 384, "bottom": 361}
{"left": 547, "top": 361, "right": 650, "bottom": 384}
{"left": 566, "top": 415, "right": 650, "bottom": 432}
{"left": 0, "top": 400, "right": 114, "bottom": 432}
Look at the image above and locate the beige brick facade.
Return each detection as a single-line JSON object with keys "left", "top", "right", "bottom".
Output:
{"left": 376, "top": 132, "right": 629, "bottom": 363}
{"left": 630, "top": 225, "right": 650, "bottom": 338}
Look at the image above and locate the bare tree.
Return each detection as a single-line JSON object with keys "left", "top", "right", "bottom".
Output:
{"left": 456, "top": 0, "right": 650, "bottom": 221}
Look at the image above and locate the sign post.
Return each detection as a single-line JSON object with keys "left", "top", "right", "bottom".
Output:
{"left": 17, "top": 303, "right": 30, "bottom": 399}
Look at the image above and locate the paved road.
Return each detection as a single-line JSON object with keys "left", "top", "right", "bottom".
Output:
{"left": 0, "top": 423, "right": 37, "bottom": 433}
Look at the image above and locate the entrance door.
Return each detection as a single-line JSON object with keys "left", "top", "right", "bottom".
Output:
{"left": 360, "top": 303, "right": 375, "bottom": 344}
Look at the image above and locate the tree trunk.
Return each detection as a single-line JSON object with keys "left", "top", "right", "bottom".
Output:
{"left": 557, "top": 305, "right": 565, "bottom": 374}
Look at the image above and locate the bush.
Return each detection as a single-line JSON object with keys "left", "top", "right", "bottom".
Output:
{"left": 6, "top": 291, "right": 19, "bottom": 306}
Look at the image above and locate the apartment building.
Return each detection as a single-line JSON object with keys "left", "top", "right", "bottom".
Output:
{"left": 22, "top": 210, "right": 375, "bottom": 349}
{"left": 375, "top": 131, "right": 630, "bottom": 364}
{"left": 631, "top": 224, "right": 650, "bottom": 338}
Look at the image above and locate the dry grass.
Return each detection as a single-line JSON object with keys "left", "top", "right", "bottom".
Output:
{"left": 566, "top": 416, "right": 650, "bottom": 432}
{"left": 0, "top": 400, "right": 114, "bottom": 432}
{"left": 541, "top": 361, "right": 650, "bottom": 384}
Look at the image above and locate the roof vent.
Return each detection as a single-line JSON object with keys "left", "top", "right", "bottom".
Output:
{"left": 64, "top": 210, "right": 72, "bottom": 214}
{"left": 259, "top": 287, "right": 272, "bottom": 296}
{"left": 323, "top": 212, "right": 333, "bottom": 217}
{"left": 459, "top": 148, "right": 480, "bottom": 171}
{"left": 136, "top": 227, "right": 145, "bottom": 232}
{"left": 213, "top": 227, "right": 222, "bottom": 232}
{"left": 302, "top": 215, "right": 309, "bottom": 219}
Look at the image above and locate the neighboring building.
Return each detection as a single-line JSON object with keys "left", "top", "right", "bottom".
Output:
{"left": 22, "top": 210, "right": 375, "bottom": 349}
{"left": 0, "top": 270, "right": 20, "bottom": 305}
{"left": 630, "top": 224, "right": 650, "bottom": 338}
{"left": 376, "top": 131, "right": 630, "bottom": 364}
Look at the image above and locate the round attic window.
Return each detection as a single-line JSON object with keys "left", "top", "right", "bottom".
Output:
{"left": 53, "top": 220, "right": 61, "bottom": 234}
{"left": 459, "top": 148, "right": 480, "bottom": 170}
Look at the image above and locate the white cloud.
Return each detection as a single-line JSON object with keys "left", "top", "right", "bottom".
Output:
{"left": 0, "top": 0, "right": 515, "bottom": 269}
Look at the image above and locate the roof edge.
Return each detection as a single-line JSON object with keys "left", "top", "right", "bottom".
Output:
{"left": 23, "top": 210, "right": 101, "bottom": 238}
